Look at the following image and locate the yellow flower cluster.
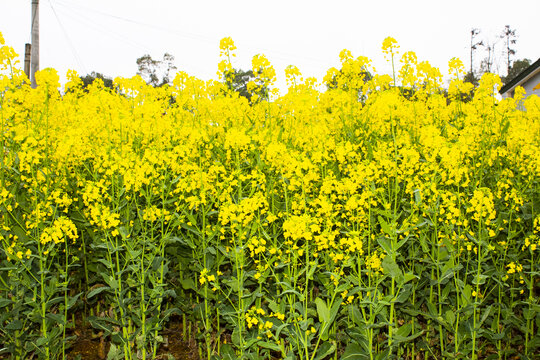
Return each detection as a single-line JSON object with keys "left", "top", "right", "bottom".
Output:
{"left": 87, "top": 204, "right": 120, "bottom": 231}
{"left": 365, "top": 253, "right": 384, "bottom": 273}
{"left": 467, "top": 188, "right": 496, "bottom": 224}
{"left": 40, "top": 217, "right": 78, "bottom": 245}
{"left": 283, "top": 214, "right": 316, "bottom": 243}
{"left": 199, "top": 268, "right": 217, "bottom": 286}
{"left": 247, "top": 237, "right": 267, "bottom": 257}
{"left": 1, "top": 30, "right": 540, "bottom": 357}
{"left": 245, "top": 306, "right": 266, "bottom": 329}
{"left": 523, "top": 235, "right": 538, "bottom": 252}
{"left": 142, "top": 206, "right": 171, "bottom": 223}
{"left": 0, "top": 187, "right": 17, "bottom": 212}
{"left": 506, "top": 262, "right": 523, "bottom": 274}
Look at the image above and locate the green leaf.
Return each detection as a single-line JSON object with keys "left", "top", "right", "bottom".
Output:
{"left": 472, "top": 274, "right": 488, "bottom": 285}
{"left": 320, "top": 299, "right": 342, "bottom": 341}
{"left": 244, "top": 351, "right": 264, "bottom": 360}
{"left": 180, "top": 223, "right": 201, "bottom": 237}
{"left": 307, "top": 263, "right": 317, "bottom": 281}
{"left": 445, "top": 309, "right": 455, "bottom": 326}
{"left": 46, "top": 313, "right": 65, "bottom": 325}
{"left": 382, "top": 256, "right": 403, "bottom": 281}
{"left": 395, "top": 237, "right": 408, "bottom": 252}
{"left": 315, "top": 297, "right": 330, "bottom": 323}
{"left": 395, "top": 284, "right": 412, "bottom": 303}
{"left": 340, "top": 343, "right": 369, "bottom": 360}
{"left": 476, "top": 305, "right": 492, "bottom": 329}
{"left": 283, "top": 352, "right": 295, "bottom": 360}
{"left": 413, "top": 189, "right": 422, "bottom": 204}
{"left": 393, "top": 328, "right": 424, "bottom": 344}
{"left": 274, "top": 323, "right": 289, "bottom": 338}
{"left": 375, "top": 348, "right": 390, "bottom": 360}
{"left": 232, "top": 326, "right": 240, "bottom": 347}
{"left": 378, "top": 216, "right": 392, "bottom": 235}
{"left": 219, "top": 344, "right": 238, "bottom": 360}
{"left": 103, "top": 275, "right": 119, "bottom": 290}
{"left": 257, "top": 341, "right": 281, "bottom": 352}
{"left": 395, "top": 323, "right": 412, "bottom": 337}
{"left": 350, "top": 306, "right": 364, "bottom": 327}
{"left": 0, "top": 298, "right": 12, "bottom": 308}
{"left": 67, "top": 293, "right": 83, "bottom": 310}
{"left": 87, "top": 286, "right": 110, "bottom": 299}
{"left": 126, "top": 248, "right": 141, "bottom": 260}
{"left": 107, "top": 343, "right": 120, "bottom": 360}
{"left": 419, "top": 234, "right": 429, "bottom": 253}
{"left": 461, "top": 284, "right": 472, "bottom": 304}
{"left": 313, "top": 342, "right": 336, "bottom": 360}
{"left": 180, "top": 277, "right": 196, "bottom": 291}
{"left": 36, "top": 336, "right": 48, "bottom": 347}
{"left": 268, "top": 300, "right": 280, "bottom": 314}
{"left": 276, "top": 289, "right": 305, "bottom": 301}
{"left": 87, "top": 316, "right": 115, "bottom": 335}
{"left": 426, "top": 301, "right": 437, "bottom": 317}
{"left": 223, "top": 277, "right": 242, "bottom": 293}
{"left": 403, "top": 272, "right": 417, "bottom": 284}
{"left": 5, "top": 319, "right": 22, "bottom": 330}
{"left": 523, "top": 308, "right": 536, "bottom": 320}
{"left": 377, "top": 237, "right": 393, "bottom": 256}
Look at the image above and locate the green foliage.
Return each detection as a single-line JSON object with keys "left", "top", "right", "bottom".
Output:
{"left": 1, "top": 34, "right": 539, "bottom": 360}
{"left": 464, "top": 71, "right": 479, "bottom": 88}
{"left": 136, "top": 53, "right": 177, "bottom": 87}
{"left": 224, "top": 68, "right": 258, "bottom": 104}
{"left": 502, "top": 58, "right": 531, "bottom": 86}
{"left": 79, "top": 72, "right": 114, "bottom": 91}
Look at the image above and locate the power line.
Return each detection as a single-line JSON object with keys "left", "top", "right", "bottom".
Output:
{"left": 51, "top": 0, "right": 330, "bottom": 68}
{"left": 47, "top": 0, "right": 87, "bottom": 74}
{"left": 49, "top": 1, "right": 214, "bottom": 75}
{"left": 52, "top": 2, "right": 153, "bottom": 54}
{"left": 53, "top": 0, "right": 216, "bottom": 45}
{"left": 44, "top": 0, "right": 337, "bottom": 85}
{"left": 51, "top": 2, "right": 216, "bottom": 77}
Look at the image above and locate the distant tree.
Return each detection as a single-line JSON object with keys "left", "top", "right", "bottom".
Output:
{"left": 325, "top": 67, "right": 372, "bottom": 92}
{"left": 469, "top": 26, "right": 522, "bottom": 82}
{"left": 224, "top": 68, "right": 259, "bottom": 103}
{"left": 79, "top": 72, "right": 114, "bottom": 91}
{"left": 464, "top": 71, "right": 479, "bottom": 88}
{"left": 160, "top": 53, "right": 176, "bottom": 85}
{"left": 469, "top": 28, "right": 483, "bottom": 76}
{"left": 500, "top": 25, "right": 517, "bottom": 76}
{"left": 136, "top": 53, "right": 177, "bottom": 87}
{"left": 502, "top": 58, "right": 531, "bottom": 85}
{"left": 327, "top": 66, "right": 372, "bottom": 103}
{"left": 479, "top": 40, "right": 497, "bottom": 75}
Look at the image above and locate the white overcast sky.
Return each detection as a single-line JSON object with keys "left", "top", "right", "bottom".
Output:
{"left": 1, "top": 0, "right": 538, "bottom": 91}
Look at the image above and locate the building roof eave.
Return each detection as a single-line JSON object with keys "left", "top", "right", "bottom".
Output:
{"left": 499, "top": 57, "right": 540, "bottom": 95}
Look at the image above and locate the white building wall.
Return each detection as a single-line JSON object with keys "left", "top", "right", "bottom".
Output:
{"left": 522, "top": 71, "right": 540, "bottom": 99}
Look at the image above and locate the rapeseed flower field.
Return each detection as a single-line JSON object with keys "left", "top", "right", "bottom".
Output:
{"left": 1, "top": 32, "right": 539, "bottom": 359}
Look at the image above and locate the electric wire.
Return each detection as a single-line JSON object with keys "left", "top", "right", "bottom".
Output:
{"left": 52, "top": 0, "right": 331, "bottom": 68}
{"left": 51, "top": 0, "right": 210, "bottom": 75}
{"left": 52, "top": 3, "right": 153, "bottom": 54}
{"left": 53, "top": 0, "right": 216, "bottom": 44}
{"left": 46, "top": 0, "right": 337, "bottom": 88}
{"left": 51, "top": 8, "right": 208, "bottom": 77}
{"left": 47, "top": 0, "right": 88, "bottom": 74}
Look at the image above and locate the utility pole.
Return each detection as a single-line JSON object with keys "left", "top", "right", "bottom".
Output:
{"left": 30, "top": 0, "right": 39, "bottom": 88}
{"left": 470, "top": 28, "right": 482, "bottom": 76}
{"left": 24, "top": 43, "right": 31, "bottom": 79}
